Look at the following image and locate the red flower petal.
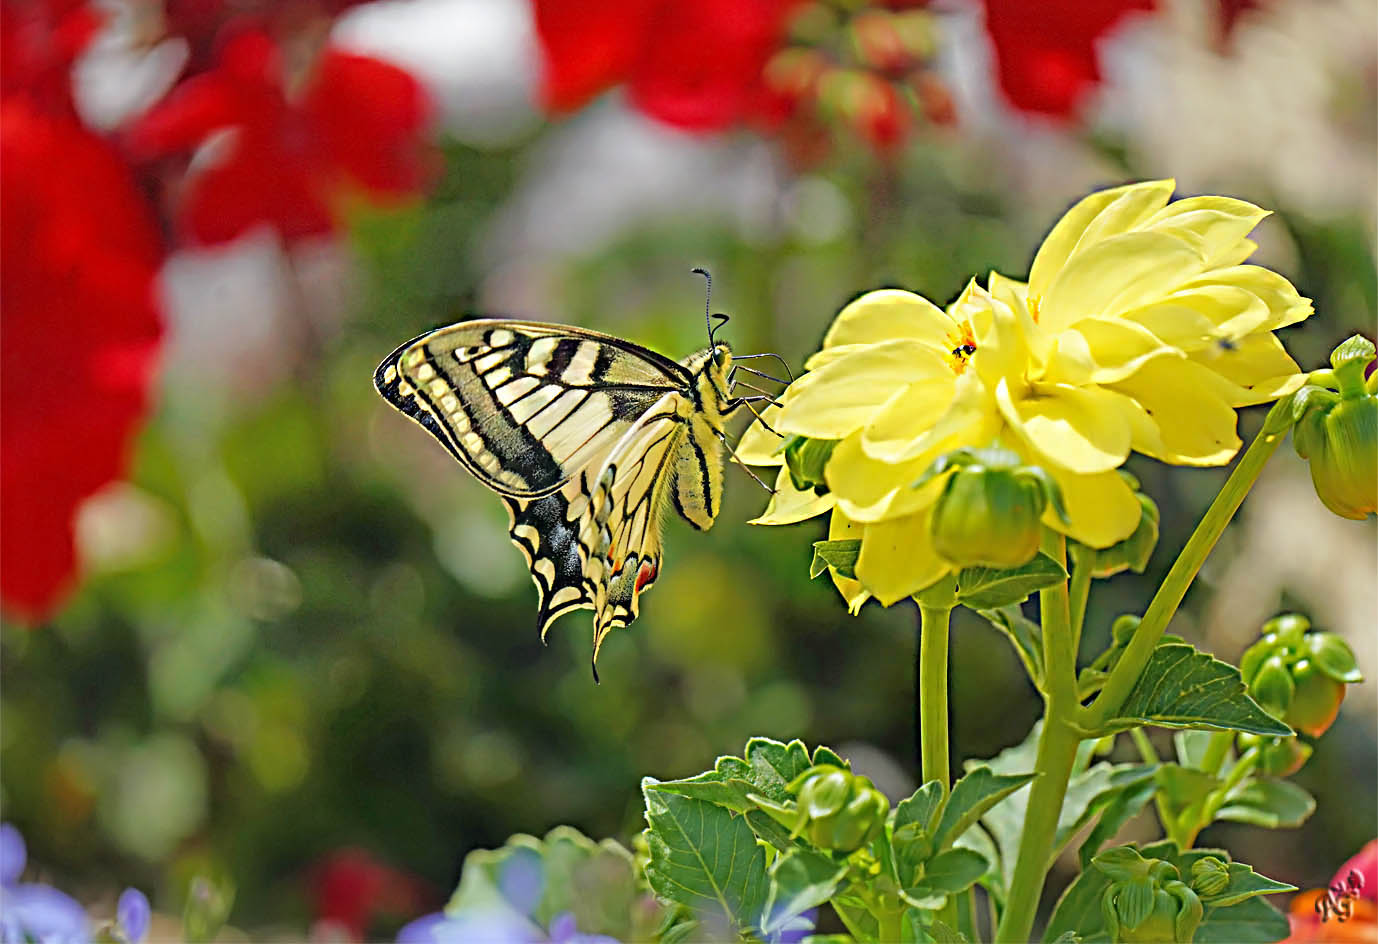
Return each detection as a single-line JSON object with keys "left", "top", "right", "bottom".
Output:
{"left": 532, "top": 0, "right": 660, "bottom": 113}
{"left": 0, "top": 99, "right": 163, "bottom": 620}
{"left": 531, "top": 0, "right": 799, "bottom": 131}
{"left": 982, "top": 0, "right": 1154, "bottom": 119}
{"left": 127, "top": 29, "right": 434, "bottom": 245}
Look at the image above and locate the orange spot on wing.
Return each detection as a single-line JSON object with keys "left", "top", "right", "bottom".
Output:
{"left": 635, "top": 561, "right": 658, "bottom": 592}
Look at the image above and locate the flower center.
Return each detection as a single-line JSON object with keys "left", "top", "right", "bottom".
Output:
{"left": 946, "top": 323, "right": 978, "bottom": 374}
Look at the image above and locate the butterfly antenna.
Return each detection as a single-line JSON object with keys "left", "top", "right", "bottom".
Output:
{"left": 692, "top": 267, "right": 730, "bottom": 349}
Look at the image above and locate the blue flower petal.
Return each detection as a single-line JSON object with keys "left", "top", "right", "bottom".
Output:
{"left": 397, "top": 909, "right": 542, "bottom": 944}
{"left": 0, "top": 824, "right": 26, "bottom": 886}
{"left": 115, "top": 888, "right": 151, "bottom": 944}
{"left": 1, "top": 882, "right": 92, "bottom": 944}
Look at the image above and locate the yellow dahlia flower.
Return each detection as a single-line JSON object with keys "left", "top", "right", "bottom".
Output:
{"left": 742, "top": 180, "right": 1313, "bottom": 607}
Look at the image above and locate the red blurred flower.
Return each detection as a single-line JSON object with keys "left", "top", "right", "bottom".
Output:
{"left": 981, "top": 0, "right": 1154, "bottom": 119}
{"left": 309, "top": 849, "right": 433, "bottom": 942}
{"left": 0, "top": 97, "right": 164, "bottom": 620}
{"left": 127, "top": 29, "right": 435, "bottom": 245}
{"left": 532, "top": 0, "right": 801, "bottom": 132}
{"left": 160, "top": 0, "right": 374, "bottom": 74}
{"left": 1283, "top": 839, "right": 1378, "bottom": 943}
{"left": 0, "top": 0, "right": 105, "bottom": 115}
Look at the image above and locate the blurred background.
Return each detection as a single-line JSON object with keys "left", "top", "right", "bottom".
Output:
{"left": 1, "top": 0, "right": 1374, "bottom": 938}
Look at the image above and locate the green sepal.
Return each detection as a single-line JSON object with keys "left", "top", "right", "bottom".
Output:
{"left": 954, "top": 552, "right": 1068, "bottom": 609}
{"left": 811, "top": 539, "right": 860, "bottom": 579}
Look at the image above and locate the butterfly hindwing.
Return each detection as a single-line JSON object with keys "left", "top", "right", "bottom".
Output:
{"left": 374, "top": 320, "right": 692, "bottom": 498}
{"left": 502, "top": 489, "right": 595, "bottom": 638}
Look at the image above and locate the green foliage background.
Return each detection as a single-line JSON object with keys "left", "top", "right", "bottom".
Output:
{"left": 2, "top": 132, "right": 1374, "bottom": 938}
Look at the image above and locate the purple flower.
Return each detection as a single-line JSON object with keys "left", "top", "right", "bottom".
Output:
{"left": 0, "top": 823, "right": 91, "bottom": 944}
{"left": 114, "top": 888, "right": 151, "bottom": 944}
{"left": 395, "top": 909, "right": 622, "bottom": 944}
{"left": 547, "top": 911, "right": 620, "bottom": 944}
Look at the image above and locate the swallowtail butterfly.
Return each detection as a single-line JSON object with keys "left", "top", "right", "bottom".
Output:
{"left": 373, "top": 274, "right": 783, "bottom": 678}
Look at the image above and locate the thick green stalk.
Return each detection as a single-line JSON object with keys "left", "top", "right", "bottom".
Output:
{"left": 919, "top": 601, "right": 953, "bottom": 794}
{"left": 1080, "top": 425, "right": 1285, "bottom": 731}
{"left": 996, "top": 534, "right": 1082, "bottom": 943}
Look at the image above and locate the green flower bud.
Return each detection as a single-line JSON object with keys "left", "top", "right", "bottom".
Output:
{"left": 783, "top": 436, "right": 838, "bottom": 494}
{"left": 1250, "top": 654, "right": 1296, "bottom": 716}
{"left": 1291, "top": 335, "right": 1377, "bottom": 520}
{"left": 1262, "top": 614, "right": 1310, "bottom": 647}
{"left": 784, "top": 765, "right": 889, "bottom": 854}
{"left": 922, "top": 448, "right": 1066, "bottom": 569}
{"left": 1237, "top": 734, "right": 1312, "bottom": 778}
{"left": 1284, "top": 658, "right": 1346, "bottom": 737}
{"left": 1096, "top": 850, "right": 1203, "bottom": 943}
{"left": 1304, "top": 631, "right": 1364, "bottom": 684}
{"left": 1190, "top": 857, "right": 1231, "bottom": 897}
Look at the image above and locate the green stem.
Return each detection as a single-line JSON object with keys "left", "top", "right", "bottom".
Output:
{"left": 1198, "top": 731, "right": 1233, "bottom": 777}
{"left": 919, "top": 601, "right": 953, "bottom": 794}
{"left": 1067, "top": 548, "right": 1092, "bottom": 659}
{"left": 1180, "top": 747, "right": 1260, "bottom": 848}
{"left": 1080, "top": 424, "right": 1285, "bottom": 731}
{"left": 996, "top": 534, "right": 1082, "bottom": 943}
{"left": 1131, "top": 728, "right": 1177, "bottom": 843}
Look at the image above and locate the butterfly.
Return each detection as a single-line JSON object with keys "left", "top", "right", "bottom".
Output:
{"left": 373, "top": 272, "right": 786, "bottom": 679}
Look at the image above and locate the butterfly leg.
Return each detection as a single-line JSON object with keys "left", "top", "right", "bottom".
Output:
{"left": 715, "top": 429, "right": 775, "bottom": 494}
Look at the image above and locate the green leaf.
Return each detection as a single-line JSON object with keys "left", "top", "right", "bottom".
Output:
{"left": 1079, "top": 775, "right": 1158, "bottom": 869}
{"left": 900, "top": 886, "right": 950, "bottom": 911}
{"left": 1053, "top": 764, "right": 1157, "bottom": 859}
{"left": 1199, "top": 862, "right": 1297, "bottom": 908}
{"left": 955, "top": 553, "right": 1067, "bottom": 609}
{"left": 811, "top": 540, "right": 860, "bottom": 579}
{"left": 976, "top": 605, "right": 1044, "bottom": 688}
{"left": 446, "top": 827, "right": 659, "bottom": 943}
{"left": 952, "top": 823, "right": 1001, "bottom": 900}
{"left": 895, "top": 782, "right": 945, "bottom": 836}
{"left": 1154, "top": 764, "right": 1222, "bottom": 823}
{"left": 935, "top": 766, "right": 1038, "bottom": 851}
{"left": 746, "top": 738, "right": 816, "bottom": 802}
{"left": 1096, "top": 643, "right": 1293, "bottom": 737}
{"left": 921, "top": 916, "right": 968, "bottom": 942}
{"left": 761, "top": 849, "right": 848, "bottom": 938}
{"left": 812, "top": 745, "right": 849, "bottom": 769}
{"left": 1195, "top": 895, "right": 1292, "bottom": 943}
{"left": 892, "top": 781, "right": 945, "bottom": 881}
{"left": 647, "top": 756, "right": 759, "bottom": 813}
{"left": 642, "top": 780, "right": 769, "bottom": 935}
{"left": 922, "top": 848, "right": 988, "bottom": 893}
{"left": 1217, "top": 779, "right": 1316, "bottom": 829}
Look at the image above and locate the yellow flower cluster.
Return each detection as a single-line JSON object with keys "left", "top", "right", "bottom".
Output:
{"left": 741, "top": 180, "right": 1313, "bottom": 609}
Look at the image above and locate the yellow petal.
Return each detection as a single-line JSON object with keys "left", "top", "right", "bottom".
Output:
{"left": 1141, "top": 196, "right": 1268, "bottom": 267}
{"left": 735, "top": 405, "right": 786, "bottom": 466}
{"left": 821, "top": 289, "right": 955, "bottom": 351}
{"left": 827, "top": 509, "right": 871, "bottom": 614}
{"left": 1180, "top": 266, "right": 1313, "bottom": 334}
{"left": 855, "top": 505, "right": 950, "bottom": 606}
{"left": 750, "top": 466, "right": 835, "bottom": 525}
{"left": 1039, "top": 232, "right": 1204, "bottom": 333}
{"left": 856, "top": 373, "right": 957, "bottom": 459}
{"left": 996, "top": 378, "right": 1133, "bottom": 474}
{"left": 1040, "top": 464, "right": 1143, "bottom": 549}
{"left": 779, "top": 340, "right": 949, "bottom": 439}
{"left": 1187, "top": 332, "right": 1305, "bottom": 402}
{"left": 1047, "top": 314, "right": 1179, "bottom": 385}
{"left": 1110, "top": 358, "right": 1243, "bottom": 465}
{"left": 1028, "top": 180, "right": 1176, "bottom": 301}
{"left": 861, "top": 369, "right": 998, "bottom": 464}
{"left": 826, "top": 432, "right": 932, "bottom": 522}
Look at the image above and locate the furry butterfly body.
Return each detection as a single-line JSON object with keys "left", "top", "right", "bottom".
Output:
{"left": 374, "top": 319, "right": 742, "bottom": 674}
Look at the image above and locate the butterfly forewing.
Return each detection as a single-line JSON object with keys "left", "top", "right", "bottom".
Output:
{"left": 374, "top": 320, "right": 692, "bottom": 498}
